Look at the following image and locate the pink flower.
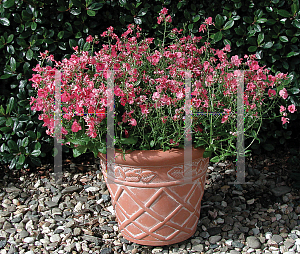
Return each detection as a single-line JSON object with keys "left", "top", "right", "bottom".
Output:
{"left": 86, "top": 35, "right": 93, "bottom": 43}
{"left": 281, "top": 117, "right": 290, "bottom": 124}
{"left": 170, "top": 139, "right": 179, "bottom": 146}
{"left": 221, "top": 115, "right": 228, "bottom": 123}
{"left": 231, "top": 55, "right": 242, "bottom": 67}
{"left": 279, "top": 105, "right": 286, "bottom": 113}
{"left": 268, "top": 89, "right": 276, "bottom": 97}
{"left": 279, "top": 88, "right": 288, "bottom": 99}
{"left": 152, "top": 92, "right": 160, "bottom": 101}
{"left": 71, "top": 120, "right": 82, "bottom": 132}
{"left": 288, "top": 104, "right": 297, "bottom": 113}
{"left": 204, "top": 17, "right": 213, "bottom": 25}
{"left": 129, "top": 118, "right": 137, "bottom": 126}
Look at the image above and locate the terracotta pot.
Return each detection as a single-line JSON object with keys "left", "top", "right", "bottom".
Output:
{"left": 98, "top": 146, "right": 209, "bottom": 246}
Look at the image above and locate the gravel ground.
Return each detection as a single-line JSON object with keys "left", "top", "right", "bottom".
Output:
{"left": 0, "top": 152, "right": 299, "bottom": 254}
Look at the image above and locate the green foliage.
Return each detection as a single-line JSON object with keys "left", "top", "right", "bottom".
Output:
{"left": 0, "top": 0, "right": 300, "bottom": 169}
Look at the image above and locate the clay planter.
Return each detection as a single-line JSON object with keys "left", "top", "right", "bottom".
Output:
{"left": 98, "top": 146, "right": 209, "bottom": 246}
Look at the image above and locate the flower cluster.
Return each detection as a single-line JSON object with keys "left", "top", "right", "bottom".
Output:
{"left": 29, "top": 8, "right": 296, "bottom": 161}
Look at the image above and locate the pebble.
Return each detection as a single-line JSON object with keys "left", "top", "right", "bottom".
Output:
{"left": 0, "top": 158, "right": 298, "bottom": 254}
{"left": 247, "top": 236, "right": 261, "bottom": 249}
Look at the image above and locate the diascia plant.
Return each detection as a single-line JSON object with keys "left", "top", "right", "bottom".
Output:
{"left": 30, "top": 8, "right": 296, "bottom": 162}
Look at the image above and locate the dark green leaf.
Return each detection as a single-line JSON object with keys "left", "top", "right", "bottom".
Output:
{"left": 119, "top": 0, "right": 126, "bottom": 5}
{"left": 71, "top": 0, "right": 82, "bottom": 8}
{"left": 289, "top": 87, "right": 300, "bottom": 94}
{"left": 264, "top": 42, "right": 273, "bottom": 48}
{"left": 215, "top": 14, "right": 224, "bottom": 29}
{"left": 22, "top": 137, "right": 29, "bottom": 147}
{"left": 214, "top": 31, "right": 222, "bottom": 42}
{"left": 7, "top": 45, "right": 14, "bottom": 54}
{"left": 210, "top": 156, "right": 220, "bottom": 163}
{"left": 266, "top": 19, "right": 276, "bottom": 25}
{"left": 7, "top": 34, "right": 13, "bottom": 43}
{"left": 287, "top": 51, "right": 300, "bottom": 57}
{"left": 279, "top": 36, "right": 289, "bottom": 42}
{"left": 223, "top": 20, "right": 234, "bottom": 30}
{"left": 29, "top": 156, "right": 41, "bottom": 166}
{"left": 293, "top": 20, "right": 300, "bottom": 29}
{"left": 248, "top": 46, "right": 257, "bottom": 52}
{"left": 6, "top": 97, "right": 15, "bottom": 115}
{"left": 184, "top": 9, "right": 191, "bottom": 20}
{"left": 82, "top": 42, "right": 90, "bottom": 51}
{"left": 73, "top": 146, "right": 87, "bottom": 157}
{"left": 263, "top": 144, "right": 274, "bottom": 151}
{"left": 257, "top": 33, "right": 264, "bottom": 44}
{"left": 26, "top": 49, "right": 33, "bottom": 60}
{"left": 193, "top": 15, "right": 200, "bottom": 23}
{"left": 8, "top": 140, "right": 18, "bottom": 152}
{"left": 9, "top": 157, "right": 17, "bottom": 169}
{"left": 87, "top": 9, "right": 96, "bottom": 16}
{"left": 10, "top": 56, "right": 16, "bottom": 72}
{"left": 3, "top": 0, "right": 15, "bottom": 8}
{"left": 277, "top": 9, "right": 291, "bottom": 18}
{"left": 31, "top": 150, "right": 41, "bottom": 157}
{"left": 70, "top": 8, "right": 81, "bottom": 15}
{"left": 19, "top": 154, "right": 25, "bottom": 164}
{"left": 134, "top": 17, "right": 142, "bottom": 24}
{"left": 120, "top": 137, "right": 138, "bottom": 145}
{"left": 257, "top": 18, "right": 267, "bottom": 23}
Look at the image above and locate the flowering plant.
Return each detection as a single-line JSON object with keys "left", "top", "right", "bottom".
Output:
{"left": 30, "top": 9, "right": 296, "bottom": 162}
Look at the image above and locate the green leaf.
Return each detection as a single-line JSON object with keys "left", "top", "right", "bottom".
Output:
{"left": 82, "top": 42, "right": 90, "bottom": 51}
{"left": 134, "top": 17, "right": 142, "bottom": 24}
{"left": 10, "top": 56, "right": 16, "bottom": 72}
{"left": 7, "top": 34, "right": 14, "bottom": 43}
{"left": 266, "top": 19, "right": 276, "bottom": 25}
{"left": 31, "top": 22, "right": 37, "bottom": 31}
{"left": 257, "top": 18, "right": 267, "bottom": 23}
{"left": 73, "top": 146, "right": 87, "bottom": 157}
{"left": 31, "top": 150, "right": 41, "bottom": 157}
{"left": 6, "top": 97, "right": 15, "bottom": 115}
{"left": 9, "top": 157, "right": 17, "bottom": 169}
{"left": 277, "top": 9, "right": 291, "bottom": 18}
{"left": 210, "top": 156, "right": 220, "bottom": 163}
{"left": 0, "top": 74, "right": 12, "bottom": 79}
{"left": 120, "top": 137, "right": 138, "bottom": 145}
{"left": 214, "top": 31, "right": 222, "bottom": 42}
{"left": 293, "top": 20, "right": 300, "bottom": 29}
{"left": 27, "top": 130, "right": 36, "bottom": 140}
{"left": 215, "top": 14, "right": 224, "bottom": 29}
{"left": 119, "top": 0, "right": 126, "bottom": 5}
{"left": 22, "top": 137, "right": 29, "bottom": 147}
{"left": 19, "top": 154, "right": 25, "bottom": 164}
{"left": 35, "top": 142, "right": 41, "bottom": 150}
{"left": 289, "top": 87, "right": 300, "bottom": 94}
{"left": 263, "top": 143, "right": 274, "bottom": 151}
{"left": 279, "top": 36, "right": 289, "bottom": 42}
{"left": 287, "top": 51, "right": 300, "bottom": 57}
{"left": 57, "top": 31, "right": 64, "bottom": 40}
{"left": 3, "top": 0, "right": 15, "bottom": 8}
{"left": 264, "top": 42, "right": 273, "bottom": 48}
{"left": 257, "top": 33, "right": 264, "bottom": 44}
{"left": 87, "top": 9, "right": 96, "bottom": 16}
{"left": 71, "top": 0, "right": 82, "bottom": 8}
{"left": 70, "top": 8, "right": 81, "bottom": 15}
{"left": 29, "top": 156, "right": 41, "bottom": 166}
{"left": 248, "top": 46, "right": 257, "bottom": 52}
{"left": 193, "top": 15, "right": 200, "bottom": 23}
{"left": 184, "top": 9, "right": 191, "bottom": 20}
{"left": 292, "top": 0, "right": 299, "bottom": 15}
{"left": 150, "top": 140, "right": 155, "bottom": 147}
{"left": 223, "top": 20, "right": 234, "bottom": 30}
{"left": 8, "top": 140, "right": 18, "bottom": 152}
{"left": 26, "top": 49, "right": 33, "bottom": 60}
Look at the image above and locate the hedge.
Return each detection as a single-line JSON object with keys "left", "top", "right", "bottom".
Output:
{"left": 0, "top": 0, "right": 299, "bottom": 170}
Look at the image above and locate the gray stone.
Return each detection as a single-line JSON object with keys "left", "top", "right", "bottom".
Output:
{"left": 100, "top": 247, "right": 112, "bottom": 254}
{"left": 232, "top": 241, "right": 244, "bottom": 248}
{"left": 45, "top": 201, "right": 58, "bottom": 208}
{"left": 272, "top": 234, "right": 283, "bottom": 244}
{"left": 192, "top": 244, "right": 203, "bottom": 252}
{"left": 19, "top": 230, "right": 29, "bottom": 238}
{"left": 5, "top": 187, "right": 21, "bottom": 193}
{"left": 271, "top": 186, "right": 291, "bottom": 196}
{"left": 0, "top": 240, "right": 7, "bottom": 248}
{"left": 247, "top": 236, "right": 261, "bottom": 249}
{"left": 81, "top": 235, "right": 101, "bottom": 244}
{"left": 61, "top": 186, "right": 83, "bottom": 194}
{"left": 23, "top": 237, "right": 35, "bottom": 243}
{"left": 207, "top": 227, "right": 221, "bottom": 236}
{"left": 209, "top": 235, "right": 221, "bottom": 244}
{"left": 50, "top": 234, "right": 61, "bottom": 243}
